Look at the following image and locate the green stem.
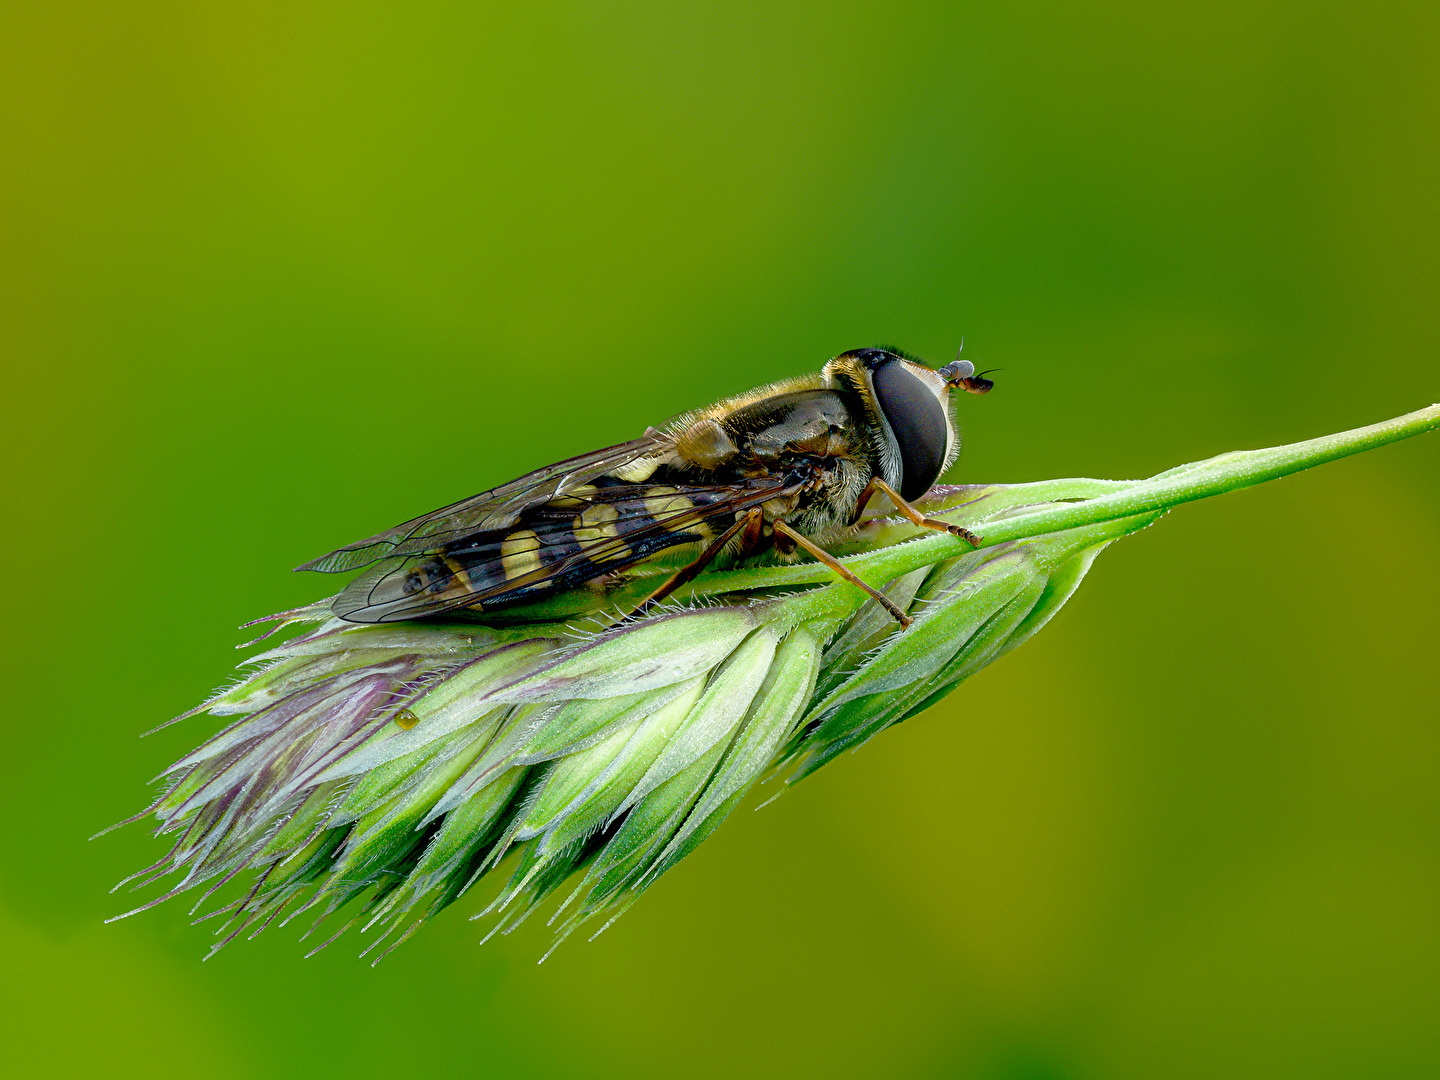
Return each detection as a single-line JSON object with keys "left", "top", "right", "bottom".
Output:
{"left": 686, "top": 402, "right": 1440, "bottom": 600}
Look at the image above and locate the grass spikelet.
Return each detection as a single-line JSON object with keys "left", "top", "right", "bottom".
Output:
{"left": 102, "top": 405, "right": 1439, "bottom": 958}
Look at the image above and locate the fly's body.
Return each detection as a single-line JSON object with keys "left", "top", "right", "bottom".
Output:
{"left": 301, "top": 347, "right": 993, "bottom": 625}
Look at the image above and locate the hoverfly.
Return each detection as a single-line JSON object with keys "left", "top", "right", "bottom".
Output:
{"left": 299, "top": 347, "right": 993, "bottom": 628}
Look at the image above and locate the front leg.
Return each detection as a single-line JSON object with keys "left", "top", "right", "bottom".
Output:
{"left": 867, "top": 477, "right": 983, "bottom": 547}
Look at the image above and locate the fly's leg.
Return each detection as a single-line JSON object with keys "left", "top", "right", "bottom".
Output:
{"left": 638, "top": 507, "right": 763, "bottom": 611}
{"left": 737, "top": 502, "right": 766, "bottom": 554}
{"left": 868, "top": 477, "right": 983, "bottom": 547}
{"left": 772, "top": 520, "right": 913, "bottom": 628}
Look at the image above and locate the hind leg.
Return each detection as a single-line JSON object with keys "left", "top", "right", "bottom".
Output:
{"left": 638, "top": 507, "right": 764, "bottom": 610}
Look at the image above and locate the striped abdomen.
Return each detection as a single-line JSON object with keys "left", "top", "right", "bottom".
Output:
{"left": 332, "top": 478, "right": 788, "bottom": 622}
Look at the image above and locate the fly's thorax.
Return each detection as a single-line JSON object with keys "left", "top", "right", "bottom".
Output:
{"left": 718, "top": 389, "right": 865, "bottom": 459}
{"left": 668, "top": 385, "right": 885, "bottom": 541}
{"left": 673, "top": 418, "right": 737, "bottom": 470}
{"left": 667, "top": 384, "right": 874, "bottom": 472}
{"left": 786, "top": 454, "right": 873, "bottom": 537}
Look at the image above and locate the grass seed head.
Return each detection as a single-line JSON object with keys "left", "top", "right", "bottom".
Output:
{"left": 102, "top": 403, "right": 1440, "bottom": 959}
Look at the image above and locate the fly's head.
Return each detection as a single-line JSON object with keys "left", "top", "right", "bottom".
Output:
{"left": 824, "top": 345, "right": 994, "bottom": 501}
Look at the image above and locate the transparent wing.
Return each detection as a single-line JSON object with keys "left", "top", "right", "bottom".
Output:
{"left": 296, "top": 435, "right": 670, "bottom": 575}
{"left": 329, "top": 477, "right": 794, "bottom": 623}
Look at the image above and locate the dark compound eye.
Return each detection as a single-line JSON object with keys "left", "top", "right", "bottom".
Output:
{"left": 871, "top": 361, "right": 949, "bottom": 501}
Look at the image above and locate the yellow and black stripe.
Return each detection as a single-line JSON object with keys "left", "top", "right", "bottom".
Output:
{"left": 332, "top": 478, "right": 789, "bottom": 622}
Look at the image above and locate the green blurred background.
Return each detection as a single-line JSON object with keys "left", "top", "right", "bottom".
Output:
{"left": 3, "top": 2, "right": 1438, "bottom": 1077}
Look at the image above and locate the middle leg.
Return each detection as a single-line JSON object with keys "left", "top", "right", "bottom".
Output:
{"left": 772, "top": 520, "right": 913, "bottom": 628}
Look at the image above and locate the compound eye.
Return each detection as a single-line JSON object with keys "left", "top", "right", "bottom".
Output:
{"left": 871, "top": 361, "right": 949, "bottom": 501}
